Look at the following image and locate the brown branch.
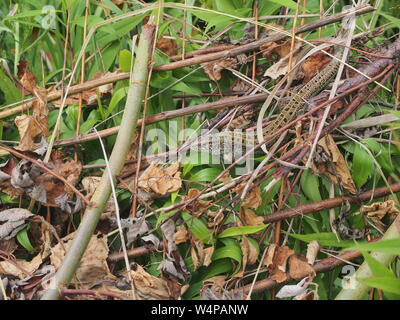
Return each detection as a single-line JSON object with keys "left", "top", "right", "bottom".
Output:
{"left": 264, "top": 182, "right": 400, "bottom": 224}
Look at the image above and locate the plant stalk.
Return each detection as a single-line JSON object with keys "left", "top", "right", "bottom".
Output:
{"left": 40, "top": 24, "right": 156, "bottom": 300}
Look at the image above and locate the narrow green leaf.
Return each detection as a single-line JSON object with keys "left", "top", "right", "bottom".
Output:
{"left": 288, "top": 232, "right": 359, "bottom": 247}
{"left": 345, "top": 239, "right": 400, "bottom": 254}
{"left": 16, "top": 225, "right": 37, "bottom": 253}
{"left": 218, "top": 225, "right": 266, "bottom": 238}
{"left": 119, "top": 49, "right": 133, "bottom": 73}
{"left": 182, "top": 211, "right": 215, "bottom": 245}
{"left": 300, "top": 169, "right": 321, "bottom": 202}
{"left": 352, "top": 143, "right": 373, "bottom": 188}
{"left": 357, "top": 277, "right": 400, "bottom": 295}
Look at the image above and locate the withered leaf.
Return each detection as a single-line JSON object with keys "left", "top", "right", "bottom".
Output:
{"left": 312, "top": 135, "right": 357, "bottom": 194}
{"left": 0, "top": 208, "right": 33, "bottom": 240}
{"left": 50, "top": 232, "right": 111, "bottom": 288}
{"left": 156, "top": 34, "right": 178, "bottom": 56}
{"left": 186, "top": 188, "right": 211, "bottom": 218}
{"left": 201, "top": 58, "right": 238, "bottom": 81}
{"left": 240, "top": 208, "right": 264, "bottom": 226}
{"left": 288, "top": 255, "right": 316, "bottom": 280}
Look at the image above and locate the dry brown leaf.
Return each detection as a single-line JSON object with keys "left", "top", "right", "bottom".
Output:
{"left": 302, "top": 50, "right": 332, "bottom": 82}
{"left": 50, "top": 232, "right": 111, "bottom": 288}
{"left": 240, "top": 208, "right": 264, "bottom": 226}
{"left": 202, "top": 58, "right": 238, "bottom": 81}
{"left": 186, "top": 188, "right": 211, "bottom": 218}
{"left": 173, "top": 225, "right": 189, "bottom": 245}
{"left": 266, "top": 245, "right": 294, "bottom": 283}
{"left": 202, "top": 275, "right": 226, "bottom": 297}
{"left": 288, "top": 255, "right": 316, "bottom": 280}
{"left": 263, "top": 244, "right": 277, "bottom": 267}
{"left": 234, "top": 183, "right": 262, "bottom": 209}
{"left": 156, "top": 34, "right": 178, "bottom": 56}
{"left": 203, "top": 246, "right": 214, "bottom": 267}
{"left": 56, "top": 159, "right": 82, "bottom": 195}
{"left": 359, "top": 200, "right": 399, "bottom": 231}
{"left": 263, "top": 41, "right": 302, "bottom": 79}
{"left": 128, "top": 264, "right": 171, "bottom": 300}
{"left": 15, "top": 115, "right": 48, "bottom": 151}
{"left": 240, "top": 236, "right": 258, "bottom": 269}
{"left": 206, "top": 210, "right": 224, "bottom": 228}
{"left": 306, "top": 240, "right": 320, "bottom": 265}
{"left": 18, "top": 61, "right": 37, "bottom": 94}
{"left": 311, "top": 134, "right": 357, "bottom": 194}
{"left": 137, "top": 161, "right": 181, "bottom": 198}
{"left": 0, "top": 253, "right": 43, "bottom": 279}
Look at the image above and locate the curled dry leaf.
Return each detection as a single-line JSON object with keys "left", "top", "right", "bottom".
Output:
{"left": 50, "top": 232, "right": 111, "bottom": 288}
{"left": 234, "top": 183, "right": 262, "bottom": 209}
{"left": 137, "top": 161, "right": 181, "bottom": 203}
{"left": 240, "top": 236, "right": 258, "bottom": 270}
{"left": 156, "top": 34, "right": 178, "bottom": 57}
{"left": 191, "top": 239, "right": 214, "bottom": 270}
{"left": 288, "top": 255, "right": 316, "bottom": 280}
{"left": 301, "top": 50, "right": 333, "bottom": 82}
{"left": 121, "top": 216, "right": 150, "bottom": 247}
{"left": 201, "top": 58, "right": 238, "bottom": 81}
{"left": 127, "top": 264, "right": 172, "bottom": 300}
{"left": 0, "top": 254, "right": 44, "bottom": 280}
{"left": 311, "top": 135, "right": 357, "bottom": 194}
{"left": 306, "top": 240, "right": 320, "bottom": 265}
{"left": 263, "top": 41, "right": 302, "bottom": 79}
{"left": 240, "top": 208, "right": 264, "bottom": 226}
{"left": 359, "top": 200, "right": 399, "bottom": 232}
{"left": 0, "top": 208, "right": 33, "bottom": 241}
{"left": 82, "top": 176, "right": 115, "bottom": 219}
{"left": 265, "top": 245, "right": 294, "bottom": 283}
{"left": 206, "top": 210, "right": 224, "bottom": 228}
{"left": 173, "top": 224, "right": 189, "bottom": 245}
{"left": 186, "top": 188, "right": 211, "bottom": 218}
{"left": 15, "top": 115, "right": 48, "bottom": 151}
{"left": 202, "top": 275, "right": 227, "bottom": 297}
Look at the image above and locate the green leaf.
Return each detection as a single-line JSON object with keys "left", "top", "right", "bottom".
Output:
{"left": 212, "top": 240, "right": 242, "bottom": 264}
{"left": 119, "top": 49, "right": 134, "bottom": 73}
{"left": 188, "top": 168, "right": 221, "bottom": 182}
{"left": 107, "top": 86, "right": 128, "bottom": 117}
{"left": 182, "top": 211, "right": 215, "bottom": 245}
{"left": 201, "top": 258, "right": 233, "bottom": 280}
{"left": 16, "top": 225, "right": 37, "bottom": 253}
{"left": 363, "top": 252, "right": 395, "bottom": 278}
{"left": 218, "top": 225, "right": 266, "bottom": 238}
{"left": 345, "top": 239, "right": 400, "bottom": 254}
{"left": 357, "top": 277, "right": 400, "bottom": 295}
{"left": 267, "top": 0, "right": 302, "bottom": 11}
{"left": 352, "top": 143, "right": 373, "bottom": 188}
{"left": 0, "top": 65, "right": 22, "bottom": 105}
{"left": 362, "top": 252, "right": 400, "bottom": 300}
{"left": 287, "top": 232, "right": 358, "bottom": 247}
{"left": 379, "top": 12, "right": 400, "bottom": 28}
{"left": 300, "top": 169, "right": 321, "bottom": 202}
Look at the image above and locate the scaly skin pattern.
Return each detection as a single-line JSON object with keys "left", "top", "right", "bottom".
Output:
{"left": 191, "top": 45, "right": 344, "bottom": 156}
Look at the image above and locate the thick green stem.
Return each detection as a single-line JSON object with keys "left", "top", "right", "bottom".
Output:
{"left": 40, "top": 24, "right": 155, "bottom": 300}
{"left": 335, "top": 215, "right": 400, "bottom": 300}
